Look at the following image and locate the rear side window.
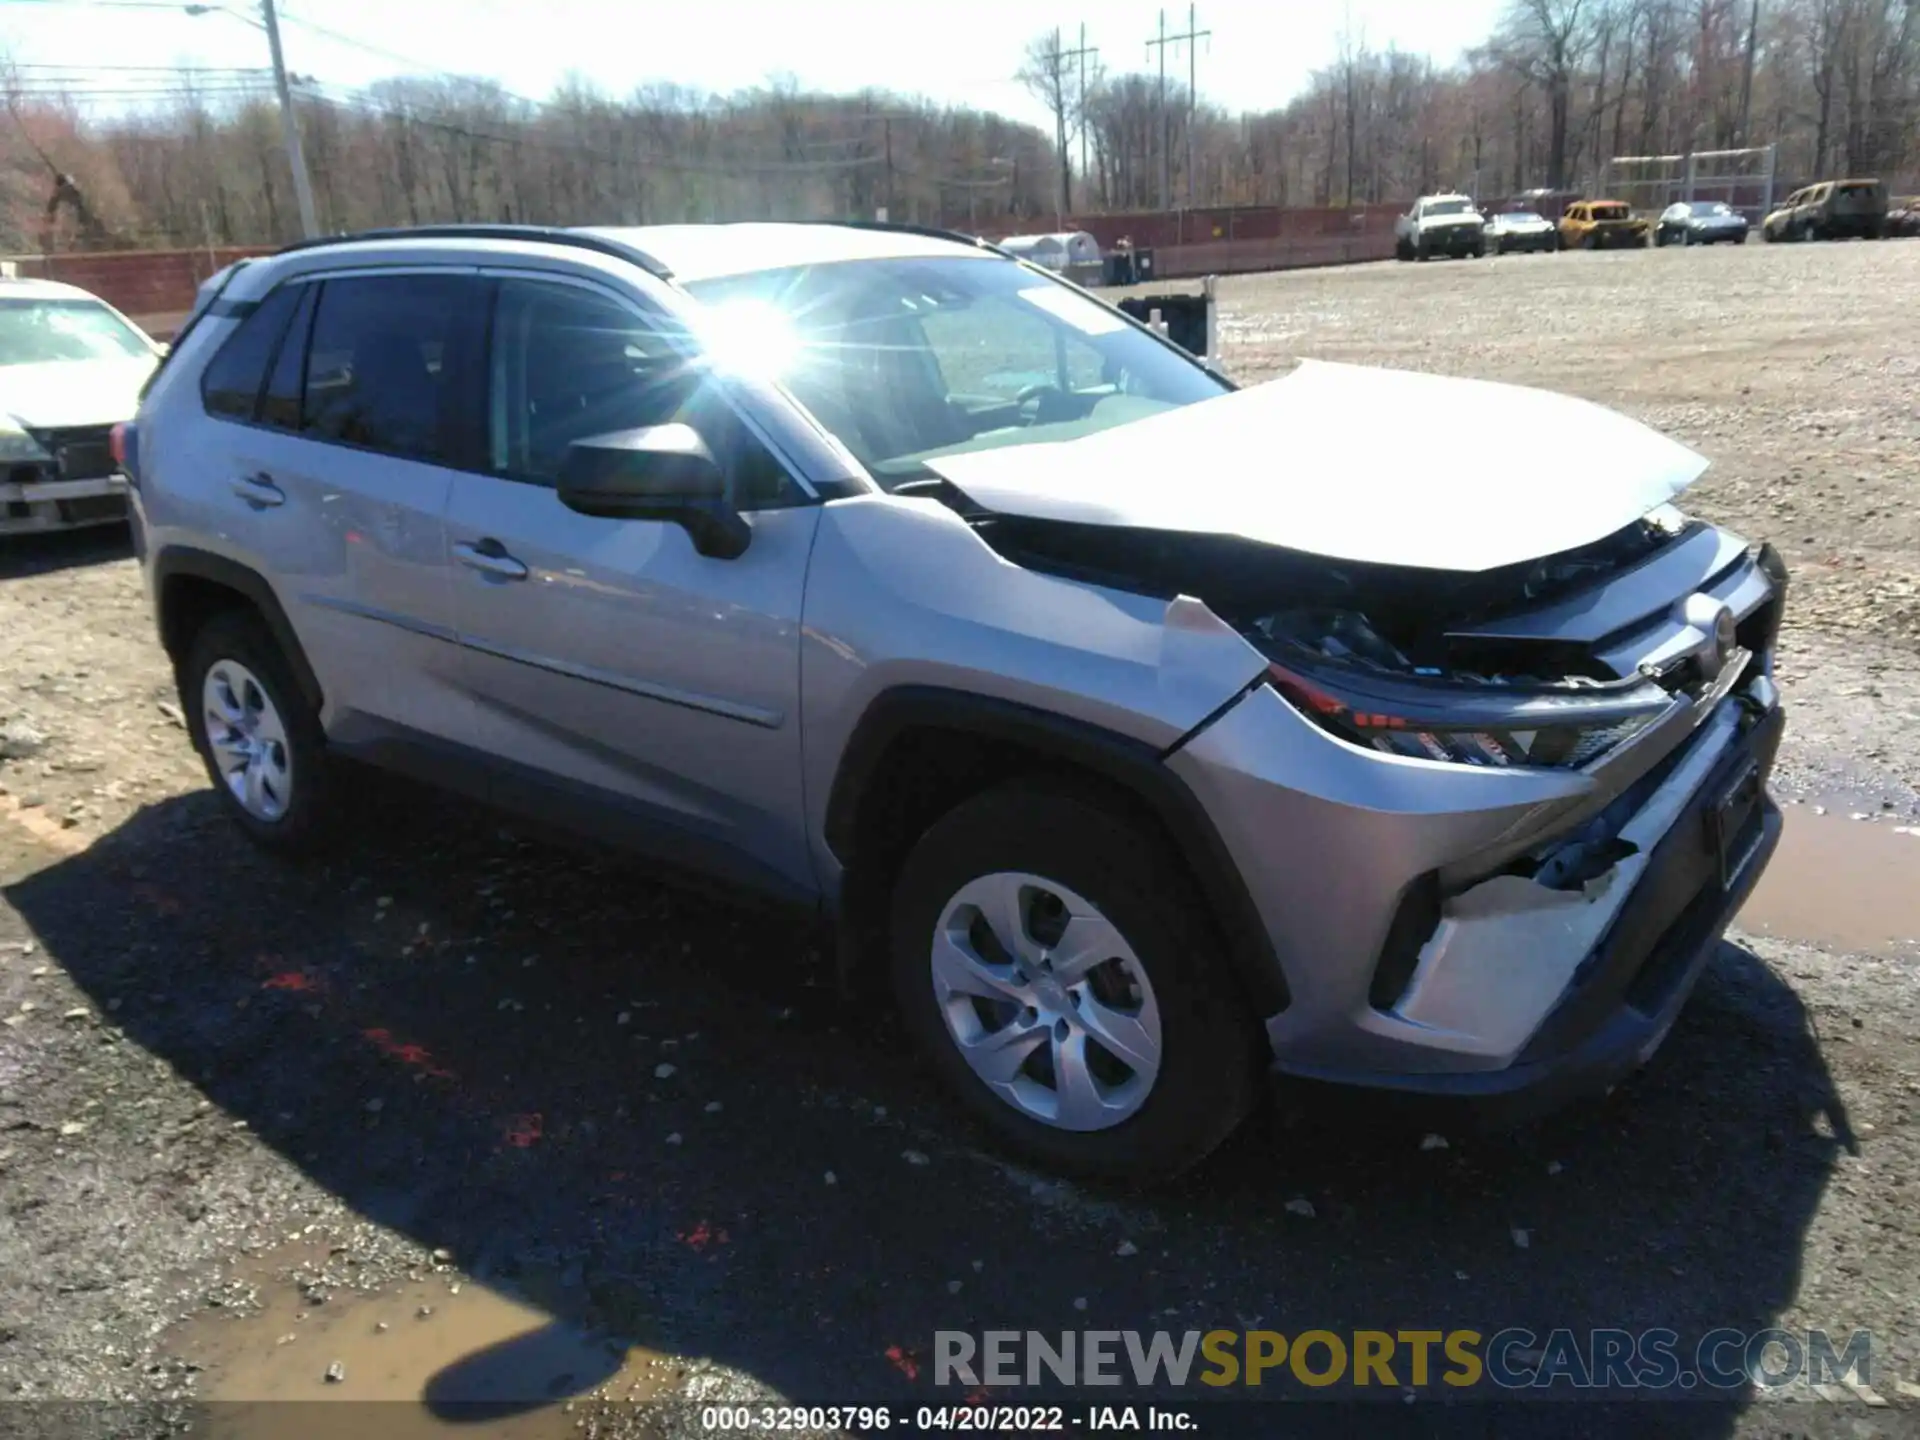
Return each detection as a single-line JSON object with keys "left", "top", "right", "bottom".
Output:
{"left": 301, "top": 274, "right": 476, "bottom": 464}
{"left": 199, "top": 284, "right": 303, "bottom": 421}
{"left": 259, "top": 284, "right": 318, "bottom": 431}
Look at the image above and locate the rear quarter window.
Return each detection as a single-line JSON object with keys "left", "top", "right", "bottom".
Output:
{"left": 199, "top": 284, "right": 304, "bottom": 422}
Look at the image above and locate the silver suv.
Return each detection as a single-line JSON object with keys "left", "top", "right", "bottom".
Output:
{"left": 124, "top": 222, "right": 1787, "bottom": 1180}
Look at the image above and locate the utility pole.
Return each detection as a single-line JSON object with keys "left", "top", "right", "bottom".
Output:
{"left": 1057, "top": 25, "right": 1098, "bottom": 220}
{"left": 1183, "top": 5, "right": 1209, "bottom": 210}
{"left": 260, "top": 0, "right": 318, "bottom": 238}
{"left": 1147, "top": 10, "right": 1169, "bottom": 209}
{"left": 1147, "top": 8, "right": 1207, "bottom": 211}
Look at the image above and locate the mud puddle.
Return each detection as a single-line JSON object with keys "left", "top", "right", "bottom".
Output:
{"left": 169, "top": 1244, "right": 681, "bottom": 1438}
{"left": 1737, "top": 808, "right": 1920, "bottom": 952}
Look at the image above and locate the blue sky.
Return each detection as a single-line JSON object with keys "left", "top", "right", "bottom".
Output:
{"left": 3, "top": 0, "right": 1507, "bottom": 126}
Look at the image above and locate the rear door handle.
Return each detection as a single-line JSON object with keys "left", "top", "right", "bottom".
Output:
{"left": 230, "top": 473, "right": 285, "bottom": 508}
{"left": 452, "top": 539, "right": 529, "bottom": 581}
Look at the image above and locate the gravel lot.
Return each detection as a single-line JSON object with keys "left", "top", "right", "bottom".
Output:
{"left": 4, "top": 240, "right": 1920, "bottom": 1439}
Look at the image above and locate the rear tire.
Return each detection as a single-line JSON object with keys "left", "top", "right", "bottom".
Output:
{"left": 180, "top": 609, "right": 338, "bottom": 856}
{"left": 889, "top": 782, "right": 1261, "bottom": 1182}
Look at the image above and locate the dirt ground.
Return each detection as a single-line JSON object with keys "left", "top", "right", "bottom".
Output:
{"left": 4, "top": 240, "right": 1920, "bottom": 1439}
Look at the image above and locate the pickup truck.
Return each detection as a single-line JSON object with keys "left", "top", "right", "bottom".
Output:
{"left": 1394, "top": 194, "right": 1486, "bottom": 261}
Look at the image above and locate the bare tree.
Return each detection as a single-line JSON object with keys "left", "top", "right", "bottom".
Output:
{"left": 1017, "top": 29, "right": 1074, "bottom": 219}
{"left": 1499, "top": 0, "right": 1596, "bottom": 186}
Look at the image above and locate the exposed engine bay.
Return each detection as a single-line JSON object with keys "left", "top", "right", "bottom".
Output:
{"left": 960, "top": 496, "right": 1680, "bottom": 672}
{"left": 917, "top": 482, "right": 1775, "bottom": 774}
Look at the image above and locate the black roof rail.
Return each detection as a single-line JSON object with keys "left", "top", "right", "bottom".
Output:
{"left": 270, "top": 224, "right": 673, "bottom": 279}
{"left": 801, "top": 218, "right": 1017, "bottom": 260}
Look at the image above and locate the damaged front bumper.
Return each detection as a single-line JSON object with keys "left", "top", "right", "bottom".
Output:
{"left": 1165, "top": 526, "right": 1787, "bottom": 1122}
{"left": 0, "top": 474, "right": 131, "bottom": 536}
{"left": 1286, "top": 691, "right": 1779, "bottom": 1122}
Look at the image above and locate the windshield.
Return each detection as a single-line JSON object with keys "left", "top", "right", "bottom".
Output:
{"left": 1691, "top": 202, "right": 1733, "bottom": 216}
{"left": 0, "top": 299, "right": 153, "bottom": 367}
{"left": 1423, "top": 200, "right": 1472, "bottom": 217}
{"left": 1592, "top": 204, "right": 1629, "bottom": 219}
{"left": 1501, "top": 212, "right": 1544, "bottom": 224}
{"left": 682, "top": 256, "right": 1226, "bottom": 485}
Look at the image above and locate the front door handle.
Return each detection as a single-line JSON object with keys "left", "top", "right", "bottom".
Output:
{"left": 453, "top": 539, "right": 529, "bottom": 581}
{"left": 230, "top": 473, "right": 285, "bottom": 508}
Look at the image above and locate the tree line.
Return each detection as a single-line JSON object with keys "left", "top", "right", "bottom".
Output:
{"left": 1051, "top": 0, "right": 1917, "bottom": 211}
{"left": 4, "top": 0, "right": 1916, "bottom": 254}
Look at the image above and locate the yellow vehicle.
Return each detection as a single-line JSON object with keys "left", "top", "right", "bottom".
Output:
{"left": 1556, "top": 200, "right": 1651, "bottom": 250}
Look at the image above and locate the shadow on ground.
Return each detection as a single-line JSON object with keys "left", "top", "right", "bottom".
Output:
{"left": 5, "top": 780, "right": 1851, "bottom": 1437}
{"left": 0, "top": 524, "right": 133, "bottom": 580}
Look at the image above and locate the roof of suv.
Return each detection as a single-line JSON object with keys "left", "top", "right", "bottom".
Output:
{"left": 580, "top": 222, "right": 995, "bottom": 282}
{"left": 267, "top": 221, "right": 999, "bottom": 288}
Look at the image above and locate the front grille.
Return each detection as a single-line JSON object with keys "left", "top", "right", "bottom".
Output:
{"left": 26, "top": 422, "right": 117, "bottom": 485}
{"left": 32, "top": 425, "right": 118, "bottom": 482}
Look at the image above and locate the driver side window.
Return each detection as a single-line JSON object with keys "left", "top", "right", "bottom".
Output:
{"left": 486, "top": 277, "right": 799, "bottom": 508}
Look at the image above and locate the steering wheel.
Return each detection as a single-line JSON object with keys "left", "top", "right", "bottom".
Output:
{"left": 1015, "top": 382, "right": 1068, "bottom": 423}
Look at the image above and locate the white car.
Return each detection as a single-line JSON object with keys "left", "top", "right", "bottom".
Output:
{"left": 1393, "top": 194, "right": 1487, "bottom": 261}
{"left": 1485, "top": 210, "right": 1558, "bottom": 254}
{"left": 1, "top": 278, "right": 163, "bottom": 537}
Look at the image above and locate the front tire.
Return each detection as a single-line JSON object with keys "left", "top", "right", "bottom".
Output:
{"left": 181, "top": 610, "right": 338, "bottom": 855}
{"left": 889, "top": 783, "right": 1260, "bottom": 1181}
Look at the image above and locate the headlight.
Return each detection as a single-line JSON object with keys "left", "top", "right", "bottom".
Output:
{"left": 1256, "top": 610, "right": 1675, "bottom": 770}
{"left": 0, "top": 419, "right": 51, "bottom": 465}
{"left": 1265, "top": 662, "right": 1669, "bottom": 768}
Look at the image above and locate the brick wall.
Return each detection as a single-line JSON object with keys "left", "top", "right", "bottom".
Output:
{"left": 6, "top": 246, "right": 274, "bottom": 328}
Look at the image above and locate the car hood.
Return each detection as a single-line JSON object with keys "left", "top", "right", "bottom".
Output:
{"left": 0, "top": 357, "right": 157, "bottom": 431}
{"left": 923, "top": 359, "right": 1709, "bottom": 574}
{"left": 1418, "top": 214, "right": 1481, "bottom": 228}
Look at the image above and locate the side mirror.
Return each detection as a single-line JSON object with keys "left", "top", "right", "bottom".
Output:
{"left": 556, "top": 423, "right": 750, "bottom": 560}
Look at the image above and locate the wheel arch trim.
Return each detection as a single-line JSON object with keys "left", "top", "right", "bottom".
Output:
{"left": 150, "top": 545, "right": 325, "bottom": 713}
{"left": 823, "top": 685, "right": 1290, "bottom": 1014}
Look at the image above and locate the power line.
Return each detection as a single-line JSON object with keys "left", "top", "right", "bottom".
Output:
{"left": 0, "top": 0, "right": 223, "bottom": 8}
{"left": 305, "top": 84, "right": 886, "bottom": 178}
{"left": 274, "top": 7, "right": 450, "bottom": 77}
{"left": 10, "top": 61, "right": 269, "bottom": 72}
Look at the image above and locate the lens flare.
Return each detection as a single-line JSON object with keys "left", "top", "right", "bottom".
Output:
{"left": 697, "top": 298, "right": 803, "bottom": 379}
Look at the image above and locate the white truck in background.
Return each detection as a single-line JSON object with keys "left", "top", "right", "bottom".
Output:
{"left": 1394, "top": 193, "right": 1487, "bottom": 262}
